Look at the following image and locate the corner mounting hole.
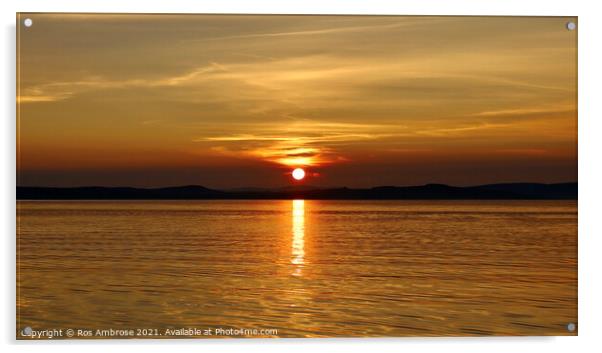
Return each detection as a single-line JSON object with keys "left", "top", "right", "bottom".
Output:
{"left": 566, "top": 22, "right": 576, "bottom": 31}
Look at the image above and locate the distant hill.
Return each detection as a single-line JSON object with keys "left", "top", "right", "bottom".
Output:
{"left": 16, "top": 182, "right": 577, "bottom": 200}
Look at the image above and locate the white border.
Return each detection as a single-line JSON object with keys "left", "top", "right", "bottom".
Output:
{"left": 2, "top": 1, "right": 601, "bottom": 352}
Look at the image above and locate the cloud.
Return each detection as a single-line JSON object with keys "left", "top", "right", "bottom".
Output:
{"left": 194, "top": 120, "right": 403, "bottom": 167}
{"left": 186, "top": 20, "right": 426, "bottom": 42}
{"left": 416, "top": 123, "right": 510, "bottom": 137}
{"left": 472, "top": 105, "right": 576, "bottom": 117}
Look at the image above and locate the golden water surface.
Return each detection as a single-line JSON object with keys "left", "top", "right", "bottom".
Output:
{"left": 17, "top": 200, "right": 577, "bottom": 337}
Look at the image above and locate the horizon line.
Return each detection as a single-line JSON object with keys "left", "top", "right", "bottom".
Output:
{"left": 16, "top": 181, "right": 578, "bottom": 190}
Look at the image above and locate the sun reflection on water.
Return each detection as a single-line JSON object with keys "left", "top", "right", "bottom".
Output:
{"left": 291, "top": 200, "right": 305, "bottom": 274}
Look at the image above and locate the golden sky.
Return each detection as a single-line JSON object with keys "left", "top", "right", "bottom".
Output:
{"left": 17, "top": 14, "right": 577, "bottom": 188}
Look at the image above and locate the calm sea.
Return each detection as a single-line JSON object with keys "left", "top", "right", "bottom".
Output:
{"left": 17, "top": 200, "right": 577, "bottom": 337}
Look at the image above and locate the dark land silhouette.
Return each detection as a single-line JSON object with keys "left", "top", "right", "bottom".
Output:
{"left": 17, "top": 182, "right": 577, "bottom": 200}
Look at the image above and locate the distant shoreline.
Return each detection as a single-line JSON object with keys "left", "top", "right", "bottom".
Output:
{"left": 16, "top": 182, "right": 577, "bottom": 200}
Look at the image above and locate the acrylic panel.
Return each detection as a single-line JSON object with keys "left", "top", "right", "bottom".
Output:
{"left": 16, "top": 14, "right": 578, "bottom": 339}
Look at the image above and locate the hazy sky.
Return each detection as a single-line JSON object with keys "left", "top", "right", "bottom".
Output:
{"left": 17, "top": 14, "right": 577, "bottom": 188}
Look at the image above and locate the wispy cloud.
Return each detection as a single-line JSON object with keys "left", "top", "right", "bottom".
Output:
{"left": 194, "top": 120, "right": 404, "bottom": 167}
{"left": 188, "top": 21, "right": 415, "bottom": 42}
{"left": 417, "top": 123, "right": 510, "bottom": 137}
{"left": 472, "top": 105, "right": 576, "bottom": 117}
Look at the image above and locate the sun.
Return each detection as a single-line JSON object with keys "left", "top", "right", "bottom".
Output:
{"left": 292, "top": 168, "right": 305, "bottom": 181}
